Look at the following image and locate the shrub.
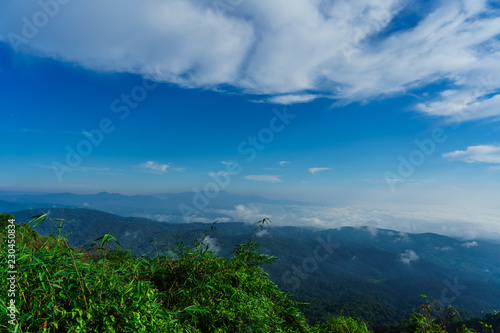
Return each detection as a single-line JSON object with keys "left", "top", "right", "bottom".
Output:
{"left": 313, "top": 315, "right": 373, "bottom": 333}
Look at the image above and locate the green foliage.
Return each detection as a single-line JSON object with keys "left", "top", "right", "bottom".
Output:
{"left": 0, "top": 212, "right": 15, "bottom": 230}
{"left": 407, "top": 313, "right": 447, "bottom": 333}
{"left": 0, "top": 213, "right": 313, "bottom": 332}
{"left": 313, "top": 315, "right": 373, "bottom": 332}
{"left": 402, "top": 296, "right": 500, "bottom": 333}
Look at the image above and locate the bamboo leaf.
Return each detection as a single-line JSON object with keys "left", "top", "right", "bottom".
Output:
{"left": 28, "top": 214, "right": 48, "bottom": 228}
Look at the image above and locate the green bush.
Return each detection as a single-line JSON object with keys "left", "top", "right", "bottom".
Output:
{"left": 0, "top": 214, "right": 312, "bottom": 332}
{"left": 313, "top": 315, "right": 373, "bottom": 332}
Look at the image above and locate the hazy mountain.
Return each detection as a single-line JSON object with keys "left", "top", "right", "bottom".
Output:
{"left": 7, "top": 207, "right": 500, "bottom": 327}
{"left": 0, "top": 199, "right": 75, "bottom": 212}
{"left": 0, "top": 191, "right": 309, "bottom": 221}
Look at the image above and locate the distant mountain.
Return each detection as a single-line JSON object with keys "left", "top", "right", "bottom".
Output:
{"left": 6, "top": 208, "right": 500, "bottom": 327}
{"left": 153, "top": 191, "right": 308, "bottom": 208}
{"left": 0, "top": 199, "right": 75, "bottom": 212}
{"left": 0, "top": 191, "right": 309, "bottom": 221}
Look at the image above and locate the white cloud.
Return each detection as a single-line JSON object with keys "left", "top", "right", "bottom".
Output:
{"left": 2, "top": 1, "right": 499, "bottom": 119}
{"left": 415, "top": 90, "right": 500, "bottom": 122}
{"left": 399, "top": 249, "right": 419, "bottom": 265}
{"left": 443, "top": 145, "right": 500, "bottom": 164}
{"left": 256, "top": 229, "right": 269, "bottom": 237}
{"left": 134, "top": 213, "right": 176, "bottom": 222}
{"left": 201, "top": 235, "right": 221, "bottom": 254}
{"left": 462, "top": 241, "right": 478, "bottom": 248}
{"left": 309, "top": 167, "right": 330, "bottom": 175}
{"left": 137, "top": 161, "right": 169, "bottom": 173}
{"left": 209, "top": 171, "right": 229, "bottom": 178}
{"left": 364, "top": 225, "right": 379, "bottom": 237}
{"left": 212, "top": 203, "right": 500, "bottom": 241}
{"left": 396, "top": 232, "right": 410, "bottom": 242}
{"left": 244, "top": 174, "right": 283, "bottom": 183}
{"left": 181, "top": 216, "right": 230, "bottom": 223}
{"left": 278, "top": 161, "right": 290, "bottom": 166}
{"left": 33, "top": 163, "right": 118, "bottom": 173}
{"left": 266, "top": 94, "right": 319, "bottom": 105}
{"left": 216, "top": 204, "right": 270, "bottom": 223}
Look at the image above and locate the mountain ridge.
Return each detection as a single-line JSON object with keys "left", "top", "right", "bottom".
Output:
{"left": 0, "top": 190, "right": 313, "bottom": 220}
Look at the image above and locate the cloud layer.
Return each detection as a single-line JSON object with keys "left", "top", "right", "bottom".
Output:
{"left": 137, "top": 161, "right": 169, "bottom": 173}
{"left": 443, "top": 145, "right": 500, "bottom": 164}
{"left": 309, "top": 167, "right": 330, "bottom": 175}
{"left": 1, "top": 0, "right": 499, "bottom": 119}
{"left": 212, "top": 203, "right": 500, "bottom": 241}
{"left": 244, "top": 174, "right": 283, "bottom": 183}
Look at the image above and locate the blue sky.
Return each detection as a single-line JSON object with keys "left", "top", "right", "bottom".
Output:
{"left": 1, "top": 0, "right": 500, "bottom": 237}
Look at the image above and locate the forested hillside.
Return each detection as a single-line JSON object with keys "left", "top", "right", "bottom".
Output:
{"left": 0, "top": 210, "right": 498, "bottom": 332}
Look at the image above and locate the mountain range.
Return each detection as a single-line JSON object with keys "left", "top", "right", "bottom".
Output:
{"left": 5, "top": 205, "right": 500, "bottom": 328}
{"left": 0, "top": 190, "right": 309, "bottom": 222}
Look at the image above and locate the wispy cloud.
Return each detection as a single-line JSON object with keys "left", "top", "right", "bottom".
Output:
{"left": 256, "top": 229, "right": 269, "bottom": 237}
{"left": 364, "top": 226, "right": 378, "bottom": 237}
{"left": 442, "top": 145, "right": 500, "bottom": 164}
{"left": 308, "top": 167, "right": 330, "bottom": 175}
{"left": 244, "top": 175, "right": 283, "bottom": 183}
{"left": 396, "top": 232, "right": 410, "bottom": 242}
{"left": 213, "top": 203, "right": 500, "bottom": 241}
{"left": 266, "top": 94, "right": 319, "bottom": 105}
{"left": 278, "top": 161, "right": 290, "bottom": 166}
{"left": 201, "top": 236, "right": 221, "bottom": 254}
{"left": 399, "top": 250, "right": 419, "bottom": 265}
{"left": 2, "top": 1, "right": 499, "bottom": 119}
{"left": 137, "top": 161, "right": 169, "bottom": 173}
{"left": 216, "top": 204, "right": 270, "bottom": 223}
{"left": 22, "top": 128, "right": 42, "bottom": 134}
{"left": 462, "top": 241, "right": 478, "bottom": 248}
{"left": 33, "top": 164, "right": 119, "bottom": 173}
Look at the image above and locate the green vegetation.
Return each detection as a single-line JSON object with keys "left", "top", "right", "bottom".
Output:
{"left": 10, "top": 207, "right": 500, "bottom": 327}
{"left": 403, "top": 295, "right": 500, "bottom": 333}
{"left": 0, "top": 212, "right": 498, "bottom": 332}
{"left": 314, "top": 315, "right": 372, "bottom": 332}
